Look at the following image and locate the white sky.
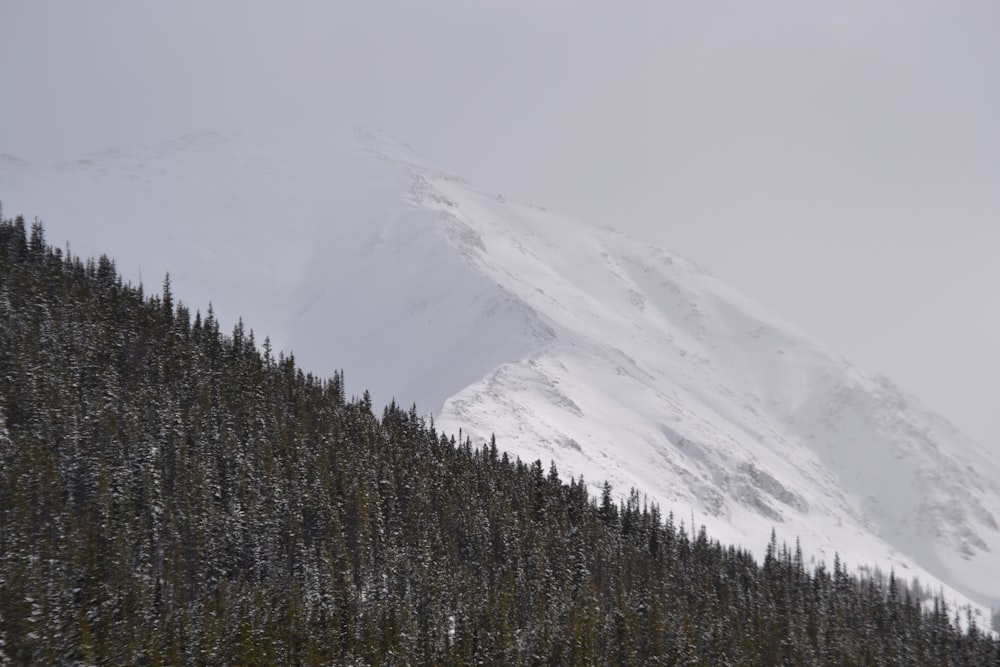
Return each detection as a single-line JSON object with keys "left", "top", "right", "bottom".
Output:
{"left": 1, "top": 0, "right": 998, "bottom": 450}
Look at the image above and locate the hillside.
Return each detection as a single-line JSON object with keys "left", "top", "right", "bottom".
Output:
{"left": 2, "top": 217, "right": 999, "bottom": 664}
{"left": 3, "top": 127, "right": 999, "bottom": 618}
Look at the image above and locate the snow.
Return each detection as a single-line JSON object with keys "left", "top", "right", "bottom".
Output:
{"left": 3, "top": 125, "right": 999, "bottom": 622}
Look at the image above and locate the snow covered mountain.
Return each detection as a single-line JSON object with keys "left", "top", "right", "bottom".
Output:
{"left": 3, "top": 127, "right": 999, "bottom": 619}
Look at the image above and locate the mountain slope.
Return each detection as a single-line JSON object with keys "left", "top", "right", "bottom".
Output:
{"left": 8, "top": 218, "right": 998, "bottom": 664}
{"left": 3, "top": 127, "right": 999, "bottom": 617}
{"left": 407, "top": 157, "right": 1000, "bottom": 613}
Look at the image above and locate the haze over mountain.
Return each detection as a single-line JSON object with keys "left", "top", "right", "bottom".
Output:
{"left": 3, "top": 1, "right": 999, "bottom": 453}
{"left": 2, "top": 127, "right": 999, "bottom": 624}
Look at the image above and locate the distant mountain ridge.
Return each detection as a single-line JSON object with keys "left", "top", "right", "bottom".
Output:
{"left": 3, "top": 126, "right": 999, "bottom": 620}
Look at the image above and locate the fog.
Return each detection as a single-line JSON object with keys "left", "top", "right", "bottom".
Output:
{"left": 2, "top": 0, "right": 998, "bottom": 448}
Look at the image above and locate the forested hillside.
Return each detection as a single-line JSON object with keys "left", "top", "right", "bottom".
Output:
{"left": 1, "top": 214, "right": 997, "bottom": 665}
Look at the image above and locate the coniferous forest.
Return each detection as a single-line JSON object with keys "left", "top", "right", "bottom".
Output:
{"left": 1, "top": 214, "right": 998, "bottom": 665}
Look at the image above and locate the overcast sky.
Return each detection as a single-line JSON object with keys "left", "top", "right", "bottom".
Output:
{"left": 1, "top": 1, "right": 998, "bottom": 449}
